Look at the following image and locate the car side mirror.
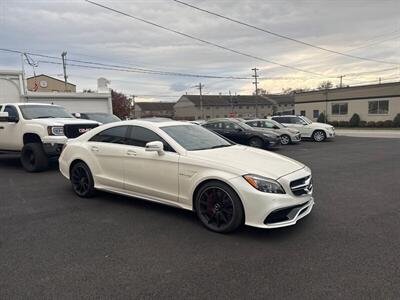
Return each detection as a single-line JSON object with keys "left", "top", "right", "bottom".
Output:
{"left": 273, "top": 126, "right": 280, "bottom": 129}
{"left": 0, "top": 112, "right": 9, "bottom": 122}
{"left": 145, "top": 141, "right": 164, "bottom": 155}
{"left": 235, "top": 128, "right": 243, "bottom": 132}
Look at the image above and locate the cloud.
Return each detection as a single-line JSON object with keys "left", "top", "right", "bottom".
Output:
{"left": 1, "top": 0, "right": 399, "bottom": 100}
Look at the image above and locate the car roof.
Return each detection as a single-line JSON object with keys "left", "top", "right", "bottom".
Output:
{"left": 115, "top": 119, "right": 193, "bottom": 128}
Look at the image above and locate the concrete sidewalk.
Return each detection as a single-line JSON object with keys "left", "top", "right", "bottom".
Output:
{"left": 335, "top": 129, "right": 400, "bottom": 138}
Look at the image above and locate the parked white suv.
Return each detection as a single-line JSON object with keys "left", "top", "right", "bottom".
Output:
{"left": 270, "top": 115, "right": 335, "bottom": 142}
{"left": 0, "top": 103, "right": 99, "bottom": 172}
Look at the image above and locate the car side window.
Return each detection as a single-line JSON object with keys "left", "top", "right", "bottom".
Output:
{"left": 127, "top": 126, "right": 175, "bottom": 152}
{"left": 292, "top": 117, "right": 305, "bottom": 125}
{"left": 261, "top": 121, "right": 274, "bottom": 128}
{"left": 89, "top": 126, "right": 128, "bottom": 144}
{"left": 247, "top": 121, "right": 258, "bottom": 127}
{"left": 4, "top": 105, "right": 19, "bottom": 120}
{"left": 272, "top": 117, "right": 283, "bottom": 123}
{"left": 223, "top": 122, "right": 240, "bottom": 130}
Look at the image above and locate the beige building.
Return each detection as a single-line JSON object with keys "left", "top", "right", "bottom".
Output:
{"left": 174, "top": 94, "right": 294, "bottom": 120}
{"left": 295, "top": 82, "right": 400, "bottom": 122}
{"left": 134, "top": 102, "right": 175, "bottom": 119}
{"left": 27, "top": 74, "right": 76, "bottom": 92}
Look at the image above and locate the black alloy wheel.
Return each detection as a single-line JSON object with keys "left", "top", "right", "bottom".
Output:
{"left": 248, "top": 137, "right": 264, "bottom": 148}
{"left": 70, "top": 162, "right": 95, "bottom": 197}
{"left": 195, "top": 182, "right": 244, "bottom": 233}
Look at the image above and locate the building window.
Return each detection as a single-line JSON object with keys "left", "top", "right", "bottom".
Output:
{"left": 313, "top": 110, "right": 319, "bottom": 118}
{"left": 206, "top": 106, "right": 210, "bottom": 110}
{"left": 300, "top": 110, "right": 306, "bottom": 116}
{"left": 368, "top": 100, "right": 389, "bottom": 114}
{"left": 260, "top": 105, "right": 264, "bottom": 109}
{"left": 238, "top": 106, "right": 242, "bottom": 109}
{"left": 216, "top": 115, "right": 220, "bottom": 118}
{"left": 332, "top": 103, "right": 348, "bottom": 115}
{"left": 246, "top": 106, "right": 249, "bottom": 109}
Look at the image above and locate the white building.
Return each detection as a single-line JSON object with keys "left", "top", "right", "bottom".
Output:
{"left": 0, "top": 70, "right": 112, "bottom": 114}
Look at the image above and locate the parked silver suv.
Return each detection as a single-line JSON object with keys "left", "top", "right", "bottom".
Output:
{"left": 245, "top": 119, "right": 301, "bottom": 145}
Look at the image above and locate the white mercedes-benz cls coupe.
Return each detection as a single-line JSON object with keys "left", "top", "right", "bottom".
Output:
{"left": 59, "top": 119, "right": 314, "bottom": 233}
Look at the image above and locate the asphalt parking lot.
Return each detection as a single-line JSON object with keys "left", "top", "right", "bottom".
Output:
{"left": 1, "top": 136, "right": 399, "bottom": 299}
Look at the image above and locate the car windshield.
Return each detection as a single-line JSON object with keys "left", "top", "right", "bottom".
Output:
{"left": 161, "top": 124, "right": 234, "bottom": 151}
{"left": 83, "top": 113, "right": 120, "bottom": 123}
{"left": 300, "top": 116, "right": 313, "bottom": 124}
{"left": 19, "top": 105, "right": 73, "bottom": 119}
{"left": 237, "top": 122, "right": 253, "bottom": 130}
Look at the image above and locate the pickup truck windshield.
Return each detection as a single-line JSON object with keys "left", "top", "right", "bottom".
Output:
{"left": 19, "top": 105, "right": 73, "bottom": 119}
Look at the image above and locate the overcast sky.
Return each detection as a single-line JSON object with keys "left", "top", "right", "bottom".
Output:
{"left": 0, "top": 0, "right": 399, "bottom": 102}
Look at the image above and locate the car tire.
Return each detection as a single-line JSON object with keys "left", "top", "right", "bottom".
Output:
{"left": 280, "top": 134, "right": 291, "bottom": 145}
{"left": 312, "top": 130, "right": 326, "bottom": 142}
{"left": 248, "top": 137, "right": 264, "bottom": 148}
{"left": 20, "top": 143, "right": 49, "bottom": 172}
{"left": 70, "top": 162, "right": 96, "bottom": 198}
{"left": 194, "top": 181, "right": 244, "bottom": 233}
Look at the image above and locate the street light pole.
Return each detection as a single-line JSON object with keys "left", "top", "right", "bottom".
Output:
{"left": 61, "top": 51, "right": 68, "bottom": 92}
{"left": 195, "top": 83, "right": 204, "bottom": 119}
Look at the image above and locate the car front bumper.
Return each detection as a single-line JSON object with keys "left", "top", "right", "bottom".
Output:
{"left": 228, "top": 167, "right": 314, "bottom": 229}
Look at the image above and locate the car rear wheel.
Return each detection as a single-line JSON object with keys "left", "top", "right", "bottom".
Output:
{"left": 70, "top": 162, "right": 96, "bottom": 197}
{"left": 195, "top": 181, "right": 244, "bottom": 233}
{"left": 248, "top": 137, "right": 264, "bottom": 148}
{"left": 280, "top": 134, "right": 291, "bottom": 145}
{"left": 312, "top": 130, "right": 326, "bottom": 142}
{"left": 20, "top": 143, "right": 49, "bottom": 172}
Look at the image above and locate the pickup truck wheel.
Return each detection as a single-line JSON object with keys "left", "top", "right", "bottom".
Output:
{"left": 20, "top": 143, "right": 49, "bottom": 172}
{"left": 70, "top": 162, "right": 96, "bottom": 197}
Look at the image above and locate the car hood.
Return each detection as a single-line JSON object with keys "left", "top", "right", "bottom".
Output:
{"left": 308, "top": 122, "right": 333, "bottom": 129}
{"left": 189, "top": 145, "right": 305, "bottom": 179}
{"left": 27, "top": 118, "right": 100, "bottom": 126}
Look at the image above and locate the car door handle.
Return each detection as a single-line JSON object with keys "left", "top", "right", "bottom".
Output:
{"left": 0, "top": 126, "right": 4, "bottom": 129}
{"left": 91, "top": 146, "right": 99, "bottom": 152}
{"left": 126, "top": 150, "right": 137, "bottom": 156}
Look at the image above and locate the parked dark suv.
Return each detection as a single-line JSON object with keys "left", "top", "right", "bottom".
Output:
{"left": 202, "top": 119, "right": 281, "bottom": 149}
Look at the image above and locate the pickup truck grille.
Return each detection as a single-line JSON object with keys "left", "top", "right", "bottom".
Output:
{"left": 64, "top": 124, "right": 98, "bottom": 138}
{"left": 290, "top": 175, "right": 313, "bottom": 196}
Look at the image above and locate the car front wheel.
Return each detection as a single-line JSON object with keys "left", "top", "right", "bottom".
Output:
{"left": 280, "top": 134, "right": 291, "bottom": 145}
{"left": 70, "top": 162, "right": 96, "bottom": 197}
{"left": 195, "top": 181, "right": 244, "bottom": 233}
{"left": 248, "top": 137, "right": 264, "bottom": 148}
{"left": 312, "top": 130, "right": 326, "bottom": 142}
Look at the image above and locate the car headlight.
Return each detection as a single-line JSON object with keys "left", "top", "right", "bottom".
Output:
{"left": 47, "top": 126, "right": 64, "bottom": 136}
{"left": 243, "top": 174, "right": 285, "bottom": 194}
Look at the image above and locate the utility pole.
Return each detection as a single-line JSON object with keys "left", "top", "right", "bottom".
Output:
{"left": 338, "top": 75, "right": 345, "bottom": 88}
{"left": 61, "top": 51, "right": 68, "bottom": 92}
{"left": 195, "top": 83, "right": 204, "bottom": 119}
{"left": 379, "top": 77, "right": 382, "bottom": 84}
{"left": 252, "top": 67, "right": 259, "bottom": 118}
{"left": 229, "top": 90, "right": 233, "bottom": 116}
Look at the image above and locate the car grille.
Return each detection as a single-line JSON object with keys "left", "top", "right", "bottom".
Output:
{"left": 290, "top": 175, "right": 313, "bottom": 196}
{"left": 264, "top": 201, "right": 310, "bottom": 224}
{"left": 64, "top": 124, "right": 98, "bottom": 138}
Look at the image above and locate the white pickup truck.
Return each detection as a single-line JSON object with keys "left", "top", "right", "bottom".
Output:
{"left": 0, "top": 103, "right": 99, "bottom": 172}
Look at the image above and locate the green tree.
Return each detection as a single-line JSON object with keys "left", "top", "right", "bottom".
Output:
{"left": 317, "top": 81, "right": 333, "bottom": 90}
{"left": 349, "top": 113, "right": 361, "bottom": 127}
{"left": 393, "top": 113, "right": 400, "bottom": 127}
{"left": 317, "top": 112, "right": 326, "bottom": 123}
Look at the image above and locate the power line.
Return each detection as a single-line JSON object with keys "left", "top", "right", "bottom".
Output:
{"left": 172, "top": 0, "right": 400, "bottom": 66}
{"left": 84, "top": 0, "right": 327, "bottom": 77}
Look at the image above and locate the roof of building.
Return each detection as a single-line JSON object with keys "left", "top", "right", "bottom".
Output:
{"left": 26, "top": 74, "right": 76, "bottom": 86}
{"left": 294, "top": 81, "right": 400, "bottom": 95}
{"left": 135, "top": 101, "right": 176, "bottom": 111}
{"left": 179, "top": 94, "right": 294, "bottom": 107}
